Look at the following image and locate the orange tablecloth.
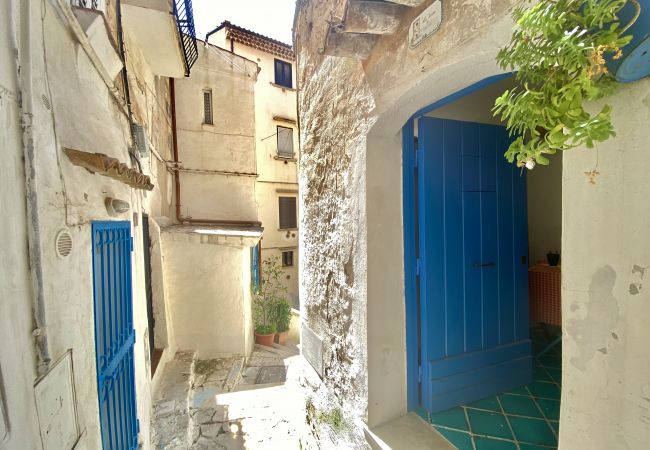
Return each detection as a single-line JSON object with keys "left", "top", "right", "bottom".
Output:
{"left": 529, "top": 263, "right": 561, "bottom": 326}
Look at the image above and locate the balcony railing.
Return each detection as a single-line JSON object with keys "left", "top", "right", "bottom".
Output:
{"left": 173, "top": 0, "right": 198, "bottom": 76}
{"left": 71, "top": 0, "right": 103, "bottom": 10}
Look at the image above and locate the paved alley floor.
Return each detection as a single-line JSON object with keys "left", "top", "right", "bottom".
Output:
{"left": 151, "top": 342, "right": 321, "bottom": 449}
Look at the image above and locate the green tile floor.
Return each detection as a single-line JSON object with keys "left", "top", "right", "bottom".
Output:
{"left": 418, "top": 327, "right": 561, "bottom": 450}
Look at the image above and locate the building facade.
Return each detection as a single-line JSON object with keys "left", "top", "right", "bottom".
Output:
{"left": 294, "top": 1, "right": 650, "bottom": 449}
{"left": 207, "top": 22, "right": 301, "bottom": 309}
{"left": 0, "top": 0, "right": 201, "bottom": 448}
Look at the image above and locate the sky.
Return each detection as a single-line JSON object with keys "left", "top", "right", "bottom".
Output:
{"left": 192, "top": 0, "right": 297, "bottom": 46}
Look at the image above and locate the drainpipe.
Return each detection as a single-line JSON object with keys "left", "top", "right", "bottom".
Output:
{"left": 169, "top": 78, "right": 261, "bottom": 227}
{"left": 17, "top": 0, "right": 51, "bottom": 375}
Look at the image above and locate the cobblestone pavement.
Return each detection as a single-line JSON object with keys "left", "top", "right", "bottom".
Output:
{"left": 151, "top": 342, "right": 321, "bottom": 449}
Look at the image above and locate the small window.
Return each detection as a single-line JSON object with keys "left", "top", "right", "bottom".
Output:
{"left": 277, "top": 126, "right": 294, "bottom": 159}
{"left": 282, "top": 250, "right": 294, "bottom": 267}
{"left": 274, "top": 59, "right": 293, "bottom": 88}
{"left": 203, "top": 90, "right": 213, "bottom": 124}
{"left": 278, "top": 197, "right": 297, "bottom": 230}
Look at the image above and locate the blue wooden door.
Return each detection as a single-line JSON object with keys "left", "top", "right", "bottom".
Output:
{"left": 417, "top": 117, "right": 531, "bottom": 412}
{"left": 92, "top": 221, "right": 139, "bottom": 449}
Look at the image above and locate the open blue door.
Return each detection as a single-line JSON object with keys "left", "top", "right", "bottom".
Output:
{"left": 417, "top": 117, "right": 530, "bottom": 412}
{"left": 92, "top": 221, "right": 139, "bottom": 449}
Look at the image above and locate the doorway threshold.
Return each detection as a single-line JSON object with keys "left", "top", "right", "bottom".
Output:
{"left": 419, "top": 327, "right": 561, "bottom": 449}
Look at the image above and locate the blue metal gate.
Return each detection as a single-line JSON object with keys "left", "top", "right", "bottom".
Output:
{"left": 92, "top": 221, "right": 139, "bottom": 450}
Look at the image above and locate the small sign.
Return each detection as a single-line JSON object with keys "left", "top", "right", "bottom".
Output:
{"left": 409, "top": 0, "right": 442, "bottom": 49}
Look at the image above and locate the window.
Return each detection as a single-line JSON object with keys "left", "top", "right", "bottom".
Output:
{"left": 203, "top": 90, "right": 213, "bottom": 124}
{"left": 274, "top": 59, "right": 293, "bottom": 88}
{"left": 282, "top": 250, "right": 294, "bottom": 267}
{"left": 276, "top": 126, "right": 294, "bottom": 159}
{"left": 278, "top": 197, "right": 297, "bottom": 229}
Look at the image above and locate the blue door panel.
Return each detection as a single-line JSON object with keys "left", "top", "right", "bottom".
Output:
{"left": 443, "top": 120, "right": 465, "bottom": 358}
{"left": 92, "top": 221, "right": 139, "bottom": 450}
{"left": 419, "top": 118, "right": 446, "bottom": 362}
{"left": 481, "top": 191, "right": 499, "bottom": 349}
{"left": 463, "top": 191, "right": 482, "bottom": 353}
{"left": 416, "top": 117, "right": 530, "bottom": 413}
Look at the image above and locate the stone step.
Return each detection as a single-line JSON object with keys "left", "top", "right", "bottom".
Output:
{"left": 151, "top": 351, "right": 197, "bottom": 449}
{"left": 223, "top": 357, "right": 244, "bottom": 392}
{"left": 253, "top": 343, "right": 299, "bottom": 358}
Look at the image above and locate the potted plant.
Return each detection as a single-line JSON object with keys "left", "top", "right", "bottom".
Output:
{"left": 253, "top": 256, "right": 287, "bottom": 347}
{"left": 493, "top": 0, "right": 641, "bottom": 169}
{"left": 272, "top": 298, "right": 292, "bottom": 345}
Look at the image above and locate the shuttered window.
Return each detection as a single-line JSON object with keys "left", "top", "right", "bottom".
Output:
{"left": 278, "top": 197, "right": 297, "bottom": 229}
{"left": 203, "top": 90, "right": 213, "bottom": 124}
{"left": 277, "top": 126, "right": 294, "bottom": 159}
{"left": 282, "top": 250, "right": 294, "bottom": 267}
{"left": 274, "top": 59, "right": 292, "bottom": 88}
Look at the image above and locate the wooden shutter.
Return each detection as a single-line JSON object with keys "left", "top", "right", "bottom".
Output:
{"left": 279, "top": 197, "right": 297, "bottom": 229}
{"left": 203, "top": 90, "right": 212, "bottom": 124}
{"left": 277, "top": 126, "right": 294, "bottom": 158}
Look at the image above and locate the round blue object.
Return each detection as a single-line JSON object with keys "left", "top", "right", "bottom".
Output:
{"left": 609, "top": 0, "right": 650, "bottom": 82}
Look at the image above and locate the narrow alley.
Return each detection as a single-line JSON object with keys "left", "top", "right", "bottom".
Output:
{"left": 1, "top": 1, "right": 650, "bottom": 450}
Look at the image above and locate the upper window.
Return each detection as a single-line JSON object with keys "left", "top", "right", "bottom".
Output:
{"left": 277, "top": 126, "right": 294, "bottom": 159}
{"left": 274, "top": 59, "right": 293, "bottom": 88}
{"left": 282, "top": 250, "right": 294, "bottom": 267}
{"left": 203, "top": 90, "right": 213, "bottom": 125}
{"left": 278, "top": 197, "right": 297, "bottom": 230}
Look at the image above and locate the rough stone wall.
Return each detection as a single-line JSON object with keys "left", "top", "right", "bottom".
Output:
{"left": 295, "top": 0, "right": 374, "bottom": 425}
{"left": 295, "top": 0, "right": 518, "bottom": 430}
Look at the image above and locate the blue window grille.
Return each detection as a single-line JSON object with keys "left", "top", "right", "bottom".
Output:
{"left": 274, "top": 59, "right": 293, "bottom": 88}
{"left": 92, "top": 221, "right": 139, "bottom": 450}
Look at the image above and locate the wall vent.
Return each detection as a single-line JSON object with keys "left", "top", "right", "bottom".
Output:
{"left": 55, "top": 229, "right": 73, "bottom": 259}
{"left": 131, "top": 123, "right": 149, "bottom": 157}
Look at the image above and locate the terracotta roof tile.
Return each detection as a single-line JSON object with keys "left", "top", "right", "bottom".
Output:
{"left": 218, "top": 21, "right": 294, "bottom": 60}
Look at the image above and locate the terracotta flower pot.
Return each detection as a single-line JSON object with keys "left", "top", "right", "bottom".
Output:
{"left": 255, "top": 331, "right": 276, "bottom": 347}
{"left": 274, "top": 330, "right": 288, "bottom": 345}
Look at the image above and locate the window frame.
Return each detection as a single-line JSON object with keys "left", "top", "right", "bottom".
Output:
{"left": 276, "top": 126, "right": 294, "bottom": 159}
{"left": 202, "top": 89, "right": 213, "bottom": 125}
{"left": 274, "top": 59, "right": 293, "bottom": 89}
{"left": 281, "top": 250, "right": 294, "bottom": 267}
{"left": 278, "top": 196, "right": 297, "bottom": 230}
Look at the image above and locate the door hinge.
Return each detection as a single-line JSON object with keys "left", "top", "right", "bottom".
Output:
{"left": 415, "top": 258, "right": 421, "bottom": 276}
{"left": 418, "top": 366, "right": 422, "bottom": 384}
{"left": 130, "top": 236, "right": 134, "bottom": 252}
{"left": 414, "top": 147, "right": 418, "bottom": 168}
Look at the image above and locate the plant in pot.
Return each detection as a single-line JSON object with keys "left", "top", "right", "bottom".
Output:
{"left": 253, "top": 256, "right": 287, "bottom": 347}
{"left": 272, "top": 298, "right": 292, "bottom": 345}
{"left": 493, "top": 0, "right": 641, "bottom": 169}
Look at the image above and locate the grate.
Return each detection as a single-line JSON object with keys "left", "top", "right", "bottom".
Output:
{"left": 55, "top": 229, "right": 73, "bottom": 258}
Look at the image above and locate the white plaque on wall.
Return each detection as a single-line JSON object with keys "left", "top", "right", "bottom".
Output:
{"left": 409, "top": 0, "right": 443, "bottom": 49}
{"left": 34, "top": 351, "right": 80, "bottom": 450}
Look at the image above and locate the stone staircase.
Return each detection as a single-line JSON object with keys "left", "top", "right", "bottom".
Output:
{"left": 151, "top": 343, "right": 301, "bottom": 449}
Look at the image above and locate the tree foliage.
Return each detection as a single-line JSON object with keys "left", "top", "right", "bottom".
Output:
{"left": 494, "top": 0, "right": 636, "bottom": 167}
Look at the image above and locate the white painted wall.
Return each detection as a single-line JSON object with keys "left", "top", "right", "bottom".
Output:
{"left": 173, "top": 42, "right": 259, "bottom": 222}
{"left": 0, "top": 2, "right": 41, "bottom": 448}
{"left": 208, "top": 28, "right": 300, "bottom": 305}
{"left": 559, "top": 78, "right": 650, "bottom": 450}
{"left": 0, "top": 0, "right": 180, "bottom": 448}
{"left": 160, "top": 228, "right": 260, "bottom": 358}
{"left": 527, "top": 154, "right": 562, "bottom": 265}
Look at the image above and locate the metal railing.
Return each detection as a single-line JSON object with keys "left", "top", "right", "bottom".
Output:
{"left": 71, "top": 0, "right": 102, "bottom": 10}
{"left": 173, "top": 0, "right": 198, "bottom": 76}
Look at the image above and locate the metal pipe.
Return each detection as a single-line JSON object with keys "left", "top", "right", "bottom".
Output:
{"left": 19, "top": 0, "right": 51, "bottom": 375}
{"left": 170, "top": 77, "right": 183, "bottom": 222}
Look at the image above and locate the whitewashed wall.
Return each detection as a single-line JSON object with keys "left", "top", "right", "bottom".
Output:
{"left": 0, "top": 0, "right": 178, "bottom": 448}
